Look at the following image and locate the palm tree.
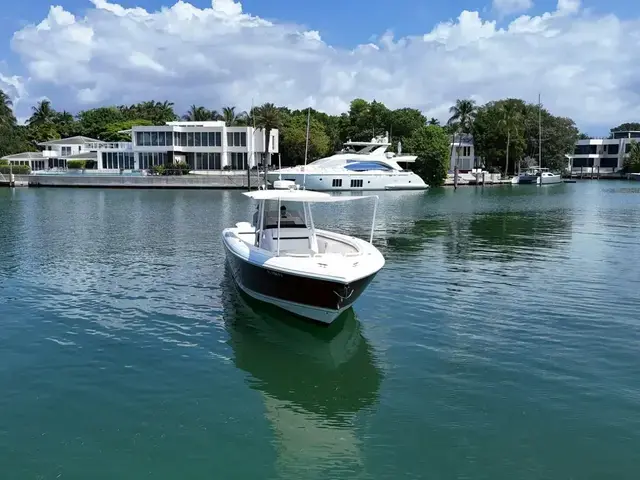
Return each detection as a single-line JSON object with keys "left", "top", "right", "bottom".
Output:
{"left": 624, "top": 141, "right": 640, "bottom": 173}
{"left": 209, "top": 109, "right": 222, "bottom": 121}
{"left": 0, "top": 89, "right": 15, "bottom": 128}
{"left": 498, "top": 100, "right": 524, "bottom": 177}
{"left": 29, "top": 100, "right": 57, "bottom": 126}
{"left": 54, "top": 110, "right": 76, "bottom": 137}
{"left": 428, "top": 117, "right": 440, "bottom": 126}
{"left": 222, "top": 106, "right": 248, "bottom": 126}
{"left": 182, "top": 105, "right": 211, "bottom": 121}
{"left": 447, "top": 99, "right": 477, "bottom": 170}
{"left": 255, "top": 103, "right": 281, "bottom": 169}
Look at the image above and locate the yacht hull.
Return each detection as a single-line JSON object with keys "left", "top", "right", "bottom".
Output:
{"left": 266, "top": 171, "right": 427, "bottom": 191}
{"left": 538, "top": 175, "right": 563, "bottom": 185}
{"left": 517, "top": 174, "right": 563, "bottom": 185}
{"left": 223, "top": 244, "right": 378, "bottom": 324}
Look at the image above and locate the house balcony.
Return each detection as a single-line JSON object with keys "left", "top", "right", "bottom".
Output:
{"left": 86, "top": 142, "right": 133, "bottom": 151}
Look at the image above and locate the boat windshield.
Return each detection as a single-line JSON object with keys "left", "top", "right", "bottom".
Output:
{"left": 262, "top": 200, "right": 307, "bottom": 229}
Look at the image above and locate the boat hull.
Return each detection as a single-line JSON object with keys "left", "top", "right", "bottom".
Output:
{"left": 266, "top": 171, "right": 427, "bottom": 191}
{"left": 538, "top": 175, "right": 563, "bottom": 185}
{"left": 517, "top": 174, "right": 563, "bottom": 185}
{"left": 224, "top": 247, "right": 378, "bottom": 324}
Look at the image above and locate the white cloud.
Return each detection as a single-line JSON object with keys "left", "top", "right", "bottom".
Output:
{"left": 3, "top": 0, "right": 640, "bottom": 133}
{"left": 492, "top": 0, "right": 533, "bottom": 16}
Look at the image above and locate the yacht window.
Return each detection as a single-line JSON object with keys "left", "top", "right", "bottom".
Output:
{"left": 344, "top": 160, "right": 393, "bottom": 171}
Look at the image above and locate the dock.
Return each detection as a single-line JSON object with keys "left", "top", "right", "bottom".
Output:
{"left": 1, "top": 171, "right": 265, "bottom": 189}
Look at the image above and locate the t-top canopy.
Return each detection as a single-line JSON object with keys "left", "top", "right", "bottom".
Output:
{"left": 243, "top": 189, "right": 378, "bottom": 203}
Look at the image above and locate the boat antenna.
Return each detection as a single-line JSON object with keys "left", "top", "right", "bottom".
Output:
{"left": 303, "top": 106, "right": 310, "bottom": 190}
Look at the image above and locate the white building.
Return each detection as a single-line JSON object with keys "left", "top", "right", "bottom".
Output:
{"left": 449, "top": 134, "right": 476, "bottom": 171}
{"left": 1, "top": 136, "right": 100, "bottom": 171}
{"left": 1, "top": 122, "right": 279, "bottom": 173}
{"left": 92, "top": 121, "right": 279, "bottom": 172}
{"left": 567, "top": 130, "right": 640, "bottom": 174}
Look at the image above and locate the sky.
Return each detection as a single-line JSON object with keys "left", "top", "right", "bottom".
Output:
{"left": 0, "top": 0, "right": 638, "bottom": 135}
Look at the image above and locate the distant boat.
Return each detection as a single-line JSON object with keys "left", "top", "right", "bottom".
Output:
{"left": 516, "top": 94, "right": 562, "bottom": 185}
{"left": 221, "top": 180, "right": 385, "bottom": 324}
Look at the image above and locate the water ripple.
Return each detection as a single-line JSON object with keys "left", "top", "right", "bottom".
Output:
{"left": 1, "top": 184, "right": 640, "bottom": 478}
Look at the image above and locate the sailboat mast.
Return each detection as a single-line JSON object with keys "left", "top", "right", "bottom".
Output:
{"left": 303, "top": 107, "right": 310, "bottom": 189}
{"left": 538, "top": 93, "right": 542, "bottom": 169}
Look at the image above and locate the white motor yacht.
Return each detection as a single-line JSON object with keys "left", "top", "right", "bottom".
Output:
{"left": 267, "top": 134, "right": 427, "bottom": 191}
{"left": 222, "top": 181, "right": 385, "bottom": 324}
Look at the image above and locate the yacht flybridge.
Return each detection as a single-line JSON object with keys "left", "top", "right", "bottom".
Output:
{"left": 222, "top": 181, "right": 385, "bottom": 324}
{"left": 267, "top": 134, "right": 428, "bottom": 191}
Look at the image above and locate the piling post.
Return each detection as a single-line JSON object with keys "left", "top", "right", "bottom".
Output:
{"left": 454, "top": 165, "right": 458, "bottom": 190}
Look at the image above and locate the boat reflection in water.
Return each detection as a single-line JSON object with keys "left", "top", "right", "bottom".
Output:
{"left": 222, "top": 269, "right": 383, "bottom": 478}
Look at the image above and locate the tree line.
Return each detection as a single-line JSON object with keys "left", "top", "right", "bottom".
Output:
{"left": 0, "top": 89, "right": 589, "bottom": 185}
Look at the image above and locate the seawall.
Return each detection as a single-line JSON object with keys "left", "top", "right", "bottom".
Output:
{"left": 9, "top": 172, "right": 265, "bottom": 189}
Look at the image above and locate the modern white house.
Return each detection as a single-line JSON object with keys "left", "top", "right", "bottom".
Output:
{"left": 1, "top": 121, "right": 279, "bottom": 173}
{"left": 92, "top": 121, "right": 279, "bottom": 173}
{"left": 566, "top": 130, "right": 640, "bottom": 174}
{"left": 449, "top": 134, "right": 476, "bottom": 171}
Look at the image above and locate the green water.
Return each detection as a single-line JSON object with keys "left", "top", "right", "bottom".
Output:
{"left": 1, "top": 183, "right": 639, "bottom": 479}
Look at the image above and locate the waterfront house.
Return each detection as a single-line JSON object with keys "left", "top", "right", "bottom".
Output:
{"left": 449, "top": 133, "right": 476, "bottom": 171}
{"left": 1, "top": 136, "right": 100, "bottom": 172}
{"left": 566, "top": 130, "right": 640, "bottom": 175}
{"left": 1, "top": 122, "right": 279, "bottom": 173}
{"left": 445, "top": 130, "right": 640, "bottom": 175}
{"left": 93, "top": 121, "right": 278, "bottom": 173}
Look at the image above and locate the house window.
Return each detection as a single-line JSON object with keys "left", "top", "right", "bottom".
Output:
{"left": 61, "top": 146, "right": 71, "bottom": 156}
{"left": 215, "top": 132, "right": 222, "bottom": 147}
{"left": 240, "top": 132, "right": 247, "bottom": 147}
{"left": 136, "top": 132, "right": 143, "bottom": 146}
{"left": 211, "top": 152, "right": 221, "bottom": 169}
{"left": 187, "top": 132, "right": 194, "bottom": 147}
{"left": 229, "top": 152, "right": 247, "bottom": 169}
{"left": 332, "top": 179, "right": 342, "bottom": 187}
{"left": 350, "top": 179, "right": 363, "bottom": 188}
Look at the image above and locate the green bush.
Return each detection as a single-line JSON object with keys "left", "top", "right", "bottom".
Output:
{"left": 152, "top": 164, "right": 166, "bottom": 175}
{"left": 0, "top": 164, "right": 31, "bottom": 174}
{"left": 173, "top": 161, "right": 190, "bottom": 175}
{"left": 0, "top": 159, "right": 7, "bottom": 166}
{"left": 67, "top": 160, "right": 87, "bottom": 169}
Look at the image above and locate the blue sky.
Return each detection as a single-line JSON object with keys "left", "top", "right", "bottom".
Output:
{"left": 1, "top": 0, "right": 638, "bottom": 133}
